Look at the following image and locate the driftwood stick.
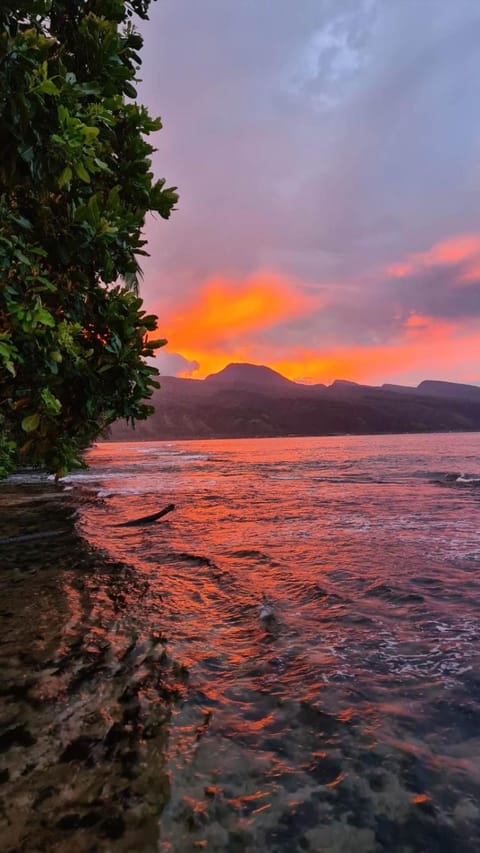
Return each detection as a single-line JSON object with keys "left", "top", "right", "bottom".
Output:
{"left": 0, "top": 530, "right": 66, "bottom": 546}
{"left": 115, "top": 503, "right": 175, "bottom": 527}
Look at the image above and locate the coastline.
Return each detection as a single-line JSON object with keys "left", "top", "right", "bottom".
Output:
{"left": 0, "top": 483, "right": 173, "bottom": 852}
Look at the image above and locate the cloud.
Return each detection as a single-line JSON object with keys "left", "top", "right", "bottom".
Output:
{"left": 252, "top": 315, "right": 480, "bottom": 386}
{"left": 150, "top": 350, "right": 199, "bottom": 377}
{"left": 386, "top": 234, "right": 480, "bottom": 285}
{"left": 137, "top": 0, "right": 480, "bottom": 385}
{"left": 153, "top": 270, "right": 319, "bottom": 377}
{"left": 154, "top": 263, "right": 480, "bottom": 384}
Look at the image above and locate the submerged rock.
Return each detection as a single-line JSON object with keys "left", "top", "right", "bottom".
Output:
{"left": 0, "top": 483, "right": 173, "bottom": 852}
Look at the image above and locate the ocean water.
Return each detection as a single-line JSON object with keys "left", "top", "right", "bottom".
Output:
{"left": 68, "top": 433, "right": 480, "bottom": 851}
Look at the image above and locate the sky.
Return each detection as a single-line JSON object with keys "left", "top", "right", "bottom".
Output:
{"left": 138, "top": 0, "right": 480, "bottom": 386}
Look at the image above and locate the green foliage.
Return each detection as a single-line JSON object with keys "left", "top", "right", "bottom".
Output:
{"left": 0, "top": 0, "right": 178, "bottom": 476}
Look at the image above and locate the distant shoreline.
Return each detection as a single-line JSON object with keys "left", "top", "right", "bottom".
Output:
{"left": 106, "top": 426, "right": 480, "bottom": 443}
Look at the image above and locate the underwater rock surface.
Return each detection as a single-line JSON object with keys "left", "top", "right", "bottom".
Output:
{"left": 0, "top": 484, "right": 174, "bottom": 852}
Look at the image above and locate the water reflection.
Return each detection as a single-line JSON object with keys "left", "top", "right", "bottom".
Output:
{"left": 75, "top": 435, "right": 480, "bottom": 850}
{"left": 2, "top": 433, "right": 480, "bottom": 851}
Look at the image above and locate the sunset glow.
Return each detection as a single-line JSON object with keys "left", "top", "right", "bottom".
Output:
{"left": 153, "top": 254, "right": 480, "bottom": 385}
{"left": 139, "top": 1, "right": 480, "bottom": 389}
{"left": 269, "top": 317, "right": 480, "bottom": 385}
{"left": 156, "top": 271, "right": 324, "bottom": 378}
{"left": 161, "top": 271, "right": 315, "bottom": 350}
{"left": 386, "top": 233, "right": 480, "bottom": 286}
{"left": 156, "top": 312, "right": 480, "bottom": 386}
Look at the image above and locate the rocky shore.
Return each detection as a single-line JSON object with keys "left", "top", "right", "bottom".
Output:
{"left": 0, "top": 483, "right": 175, "bottom": 852}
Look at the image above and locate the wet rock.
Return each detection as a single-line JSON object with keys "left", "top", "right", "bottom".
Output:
{"left": 355, "top": 748, "right": 383, "bottom": 770}
{"left": 0, "top": 679, "right": 36, "bottom": 704}
{"left": 280, "top": 798, "right": 320, "bottom": 832}
{"left": 171, "top": 661, "right": 189, "bottom": 681}
{"left": 56, "top": 813, "right": 83, "bottom": 830}
{"left": 0, "top": 723, "right": 36, "bottom": 752}
{"left": 401, "top": 756, "right": 432, "bottom": 795}
{"left": 368, "top": 770, "right": 386, "bottom": 792}
{"left": 33, "top": 785, "right": 56, "bottom": 806}
{"left": 103, "top": 722, "right": 126, "bottom": 756}
{"left": 143, "top": 717, "right": 167, "bottom": 739}
{"left": 297, "top": 702, "right": 340, "bottom": 737}
{"left": 122, "top": 698, "right": 142, "bottom": 724}
{"left": 79, "top": 811, "right": 100, "bottom": 828}
{"left": 227, "top": 829, "right": 255, "bottom": 851}
{"left": 413, "top": 796, "right": 436, "bottom": 817}
{"left": 99, "top": 814, "right": 125, "bottom": 839}
{"left": 119, "top": 681, "right": 140, "bottom": 703}
{"left": 454, "top": 797, "right": 480, "bottom": 823}
{"left": 403, "top": 811, "right": 462, "bottom": 853}
{"left": 121, "top": 639, "right": 153, "bottom": 666}
{"left": 60, "top": 735, "right": 100, "bottom": 763}
{"left": 374, "top": 814, "right": 400, "bottom": 847}
{"left": 376, "top": 807, "right": 466, "bottom": 853}
{"left": 309, "top": 754, "right": 343, "bottom": 785}
{"left": 174, "top": 796, "right": 209, "bottom": 831}
{"left": 121, "top": 749, "right": 141, "bottom": 780}
{"left": 333, "top": 782, "right": 374, "bottom": 830}
{"left": 56, "top": 812, "right": 100, "bottom": 831}
{"left": 68, "top": 660, "right": 105, "bottom": 693}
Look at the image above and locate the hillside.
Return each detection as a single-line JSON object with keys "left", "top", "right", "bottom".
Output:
{"left": 108, "top": 363, "right": 480, "bottom": 441}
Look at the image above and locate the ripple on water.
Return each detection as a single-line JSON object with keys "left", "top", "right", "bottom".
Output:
{"left": 22, "top": 433, "right": 480, "bottom": 852}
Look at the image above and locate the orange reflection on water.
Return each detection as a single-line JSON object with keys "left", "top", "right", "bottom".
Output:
{"left": 337, "top": 707, "right": 353, "bottom": 722}
{"left": 250, "top": 802, "right": 272, "bottom": 816}
{"left": 57, "top": 572, "right": 85, "bottom": 656}
{"left": 325, "top": 771, "right": 348, "bottom": 788}
{"left": 226, "top": 790, "right": 271, "bottom": 815}
{"left": 411, "top": 793, "right": 431, "bottom": 804}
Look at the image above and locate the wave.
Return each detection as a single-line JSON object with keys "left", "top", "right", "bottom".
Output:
{"left": 456, "top": 475, "right": 480, "bottom": 485}
{"left": 97, "top": 487, "right": 161, "bottom": 498}
{"left": 136, "top": 448, "right": 210, "bottom": 461}
{"left": 167, "top": 551, "right": 219, "bottom": 571}
{"left": 229, "top": 549, "right": 273, "bottom": 562}
{"left": 5, "top": 471, "right": 54, "bottom": 485}
{"left": 432, "top": 471, "right": 480, "bottom": 487}
{"left": 365, "top": 582, "right": 425, "bottom": 605}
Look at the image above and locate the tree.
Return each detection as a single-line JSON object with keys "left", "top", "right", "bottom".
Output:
{"left": 0, "top": 0, "right": 178, "bottom": 476}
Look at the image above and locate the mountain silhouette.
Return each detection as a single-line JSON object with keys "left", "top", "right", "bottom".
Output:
{"left": 109, "top": 363, "right": 480, "bottom": 440}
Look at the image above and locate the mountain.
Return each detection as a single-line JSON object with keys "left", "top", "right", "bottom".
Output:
{"left": 108, "top": 363, "right": 480, "bottom": 441}
{"left": 204, "top": 362, "right": 300, "bottom": 392}
{"left": 382, "top": 383, "right": 416, "bottom": 394}
{"left": 416, "top": 380, "right": 480, "bottom": 401}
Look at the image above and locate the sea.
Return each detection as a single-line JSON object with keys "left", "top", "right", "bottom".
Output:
{"left": 57, "top": 432, "right": 480, "bottom": 852}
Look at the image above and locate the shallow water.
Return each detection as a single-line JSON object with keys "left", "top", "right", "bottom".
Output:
{"left": 58, "top": 432, "right": 480, "bottom": 851}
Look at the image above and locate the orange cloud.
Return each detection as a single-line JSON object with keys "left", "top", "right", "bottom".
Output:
{"left": 150, "top": 268, "right": 480, "bottom": 386}
{"left": 386, "top": 233, "right": 480, "bottom": 285}
{"left": 156, "top": 270, "right": 319, "bottom": 377}
{"left": 158, "top": 302, "right": 480, "bottom": 385}
{"left": 264, "top": 316, "right": 480, "bottom": 385}
{"left": 405, "top": 313, "right": 430, "bottom": 329}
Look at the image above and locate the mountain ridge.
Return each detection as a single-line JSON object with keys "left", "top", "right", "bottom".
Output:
{"left": 161, "top": 363, "right": 480, "bottom": 396}
{"left": 108, "top": 362, "right": 480, "bottom": 441}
